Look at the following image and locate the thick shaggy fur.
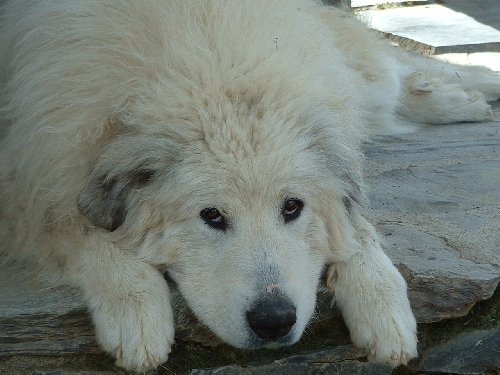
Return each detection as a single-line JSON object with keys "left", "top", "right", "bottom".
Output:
{"left": 1, "top": 0, "right": 499, "bottom": 371}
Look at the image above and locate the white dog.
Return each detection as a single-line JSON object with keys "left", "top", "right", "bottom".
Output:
{"left": 1, "top": 0, "right": 499, "bottom": 372}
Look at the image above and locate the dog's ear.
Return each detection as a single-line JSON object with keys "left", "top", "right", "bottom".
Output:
{"left": 341, "top": 176, "right": 365, "bottom": 214}
{"left": 77, "top": 167, "right": 156, "bottom": 231}
{"left": 77, "top": 135, "right": 173, "bottom": 231}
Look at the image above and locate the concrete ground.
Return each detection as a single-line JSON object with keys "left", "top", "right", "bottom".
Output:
{"left": 356, "top": 0, "right": 500, "bottom": 70}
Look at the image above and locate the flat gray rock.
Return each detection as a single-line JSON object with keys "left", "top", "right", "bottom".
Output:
{"left": 358, "top": 3, "right": 500, "bottom": 54}
{"left": 0, "top": 273, "right": 100, "bottom": 356}
{"left": 417, "top": 329, "right": 500, "bottom": 374}
{"left": 365, "top": 118, "right": 500, "bottom": 321}
{"left": 189, "top": 347, "right": 391, "bottom": 375}
{"left": 190, "top": 361, "right": 392, "bottom": 375}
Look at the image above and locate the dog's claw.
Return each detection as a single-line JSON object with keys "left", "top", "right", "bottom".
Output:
{"left": 114, "top": 344, "right": 122, "bottom": 360}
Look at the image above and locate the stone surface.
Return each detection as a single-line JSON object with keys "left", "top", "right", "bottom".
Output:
{"left": 355, "top": 0, "right": 500, "bottom": 71}
{"left": 358, "top": 3, "right": 500, "bottom": 54}
{"left": 189, "top": 347, "right": 391, "bottom": 375}
{"left": 435, "top": 52, "right": 500, "bottom": 74}
{"left": 190, "top": 361, "right": 392, "bottom": 375}
{"left": 365, "top": 117, "right": 500, "bottom": 322}
{"left": 0, "top": 272, "right": 100, "bottom": 356}
{"left": 416, "top": 329, "right": 500, "bottom": 374}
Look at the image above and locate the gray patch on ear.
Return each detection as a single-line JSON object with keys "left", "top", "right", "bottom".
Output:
{"left": 342, "top": 195, "right": 354, "bottom": 212}
{"left": 77, "top": 168, "right": 155, "bottom": 231}
{"left": 342, "top": 175, "right": 366, "bottom": 214}
{"left": 77, "top": 134, "right": 176, "bottom": 231}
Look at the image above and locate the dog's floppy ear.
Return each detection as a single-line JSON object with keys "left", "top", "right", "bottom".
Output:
{"left": 77, "top": 134, "right": 173, "bottom": 231}
{"left": 341, "top": 175, "right": 366, "bottom": 214}
{"left": 77, "top": 167, "right": 156, "bottom": 231}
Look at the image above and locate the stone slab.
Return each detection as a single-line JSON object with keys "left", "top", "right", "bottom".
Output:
{"left": 0, "top": 276, "right": 83, "bottom": 318}
{"left": 365, "top": 118, "right": 500, "bottom": 321}
{"left": 189, "top": 347, "right": 391, "bottom": 375}
{"left": 416, "top": 329, "right": 500, "bottom": 374}
{"left": 358, "top": 4, "right": 500, "bottom": 54}
{"left": 0, "top": 272, "right": 100, "bottom": 356}
{"left": 435, "top": 0, "right": 500, "bottom": 33}
{"left": 190, "top": 361, "right": 392, "bottom": 375}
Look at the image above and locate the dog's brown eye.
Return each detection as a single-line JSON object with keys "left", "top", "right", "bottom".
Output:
{"left": 200, "top": 208, "right": 227, "bottom": 230}
{"left": 282, "top": 198, "right": 303, "bottom": 223}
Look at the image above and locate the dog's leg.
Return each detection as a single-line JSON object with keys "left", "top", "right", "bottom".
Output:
{"left": 410, "top": 54, "right": 500, "bottom": 102}
{"left": 398, "top": 70, "right": 493, "bottom": 124}
{"left": 66, "top": 237, "right": 175, "bottom": 371}
{"left": 326, "top": 216, "right": 417, "bottom": 366}
{"left": 441, "top": 64, "right": 500, "bottom": 102}
{"left": 397, "top": 54, "right": 500, "bottom": 124}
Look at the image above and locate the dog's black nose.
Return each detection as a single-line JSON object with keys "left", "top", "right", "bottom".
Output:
{"left": 246, "top": 295, "right": 297, "bottom": 341}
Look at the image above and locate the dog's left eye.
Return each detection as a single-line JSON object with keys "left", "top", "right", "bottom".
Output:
{"left": 282, "top": 198, "right": 303, "bottom": 223}
{"left": 200, "top": 207, "right": 227, "bottom": 230}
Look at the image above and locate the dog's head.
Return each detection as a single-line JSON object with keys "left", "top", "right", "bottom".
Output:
{"left": 77, "top": 90, "right": 364, "bottom": 349}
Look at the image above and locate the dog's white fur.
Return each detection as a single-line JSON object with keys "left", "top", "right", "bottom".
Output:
{"left": 1, "top": 0, "right": 499, "bottom": 371}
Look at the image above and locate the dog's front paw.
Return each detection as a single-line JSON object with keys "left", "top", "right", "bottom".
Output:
{"left": 87, "top": 276, "right": 175, "bottom": 371}
{"left": 363, "top": 312, "right": 418, "bottom": 366}
{"left": 346, "top": 289, "right": 418, "bottom": 366}
{"left": 327, "top": 258, "right": 418, "bottom": 367}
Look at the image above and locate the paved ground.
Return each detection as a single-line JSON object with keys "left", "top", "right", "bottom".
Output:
{"left": 356, "top": 0, "right": 500, "bottom": 70}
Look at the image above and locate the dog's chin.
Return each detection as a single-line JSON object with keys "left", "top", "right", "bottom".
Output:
{"left": 243, "top": 331, "right": 301, "bottom": 350}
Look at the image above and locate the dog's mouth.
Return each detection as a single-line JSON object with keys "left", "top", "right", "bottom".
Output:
{"left": 246, "top": 332, "right": 298, "bottom": 349}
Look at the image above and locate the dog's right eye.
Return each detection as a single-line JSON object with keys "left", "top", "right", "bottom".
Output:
{"left": 200, "top": 208, "right": 227, "bottom": 230}
{"left": 282, "top": 198, "right": 303, "bottom": 223}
